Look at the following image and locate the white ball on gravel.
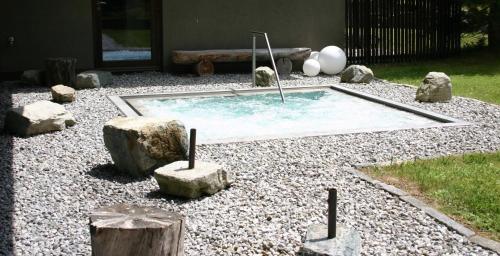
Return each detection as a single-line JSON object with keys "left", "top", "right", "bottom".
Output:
{"left": 308, "top": 51, "right": 320, "bottom": 61}
{"left": 302, "top": 59, "right": 321, "bottom": 77}
{"left": 319, "top": 46, "right": 347, "bottom": 75}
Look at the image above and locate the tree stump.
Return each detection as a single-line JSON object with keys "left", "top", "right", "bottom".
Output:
{"left": 45, "top": 57, "right": 77, "bottom": 87}
{"left": 276, "top": 58, "right": 293, "bottom": 76}
{"left": 90, "top": 204, "right": 185, "bottom": 256}
{"left": 194, "top": 59, "right": 214, "bottom": 76}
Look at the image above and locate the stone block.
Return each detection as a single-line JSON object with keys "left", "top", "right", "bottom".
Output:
{"left": 302, "top": 224, "right": 361, "bottom": 256}
{"left": 103, "top": 117, "right": 188, "bottom": 177}
{"left": 4, "top": 100, "right": 76, "bottom": 137}
{"left": 340, "top": 65, "right": 374, "bottom": 84}
{"left": 154, "top": 161, "right": 233, "bottom": 198}
{"left": 21, "top": 69, "right": 45, "bottom": 86}
{"left": 415, "top": 72, "right": 452, "bottom": 102}
{"left": 76, "top": 70, "right": 113, "bottom": 89}
{"left": 255, "top": 66, "right": 275, "bottom": 87}
{"left": 51, "top": 84, "right": 76, "bottom": 103}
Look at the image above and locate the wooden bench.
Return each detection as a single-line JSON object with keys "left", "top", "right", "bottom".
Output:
{"left": 172, "top": 48, "right": 311, "bottom": 76}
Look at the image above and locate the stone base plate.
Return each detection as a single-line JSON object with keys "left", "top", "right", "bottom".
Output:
{"left": 154, "top": 161, "right": 232, "bottom": 199}
{"left": 302, "top": 224, "right": 361, "bottom": 256}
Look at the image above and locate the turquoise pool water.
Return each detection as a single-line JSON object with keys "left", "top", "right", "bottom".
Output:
{"left": 132, "top": 90, "right": 440, "bottom": 143}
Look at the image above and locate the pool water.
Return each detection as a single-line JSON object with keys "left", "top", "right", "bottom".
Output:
{"left": 132, "top": 90, "right": 441, "bottom": 143}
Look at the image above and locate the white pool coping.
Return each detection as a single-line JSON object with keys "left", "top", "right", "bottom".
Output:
{"left": 108, "top": 85, "right": 469, "bottom": 144}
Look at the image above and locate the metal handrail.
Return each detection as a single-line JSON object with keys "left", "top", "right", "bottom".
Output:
{"left": 251, "top": 31, "right": 285, "bottom": 103}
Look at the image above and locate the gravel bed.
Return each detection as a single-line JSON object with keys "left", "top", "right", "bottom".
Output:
{"left": 0, "top": 72, "right": 499, "bottom": 255}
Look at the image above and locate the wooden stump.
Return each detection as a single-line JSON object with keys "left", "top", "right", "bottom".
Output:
{"left": 90, "top": 204, "right": 185, "bottom": 256}
{"left": 276, "top": 58, "right": 293, "bottom": 76}
{"left": 45, "top": 57, "right": 77, "bottom": 87}
{"left": 194, "top": 59, "right": 214, "bottom": 76}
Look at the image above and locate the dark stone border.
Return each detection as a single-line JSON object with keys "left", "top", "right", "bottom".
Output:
{"left": 348, "top": 165, "right": 500, "bottom": 254}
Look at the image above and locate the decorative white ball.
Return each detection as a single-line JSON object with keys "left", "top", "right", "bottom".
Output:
{"left": 318, "top": 46, "right": 347, "bottom": 75}
{"left": 302, "top": 59, "right": 321, "bottom": 77}
{"left": 308, "top": 51, "right": 320, "bottom": 61}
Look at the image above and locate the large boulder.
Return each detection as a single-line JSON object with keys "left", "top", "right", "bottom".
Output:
{"left": 154, "top": 161, "right": 233, "bottom": 198}
{"left": 103, "top": 117, "right": 189, "bottom": 177}
{"left": 4, "top": 100, "right": 76, "bottom": 137}
{"left": 21, "top": 69, "right": 45, "bottom": 86}
{"left": 255, "top": 66, "right": 275, "bottom": 87}
{"left": 340, "top": 65, "right": 374, "bottom": 83}
{"left": 75, "top": 71, "right": 113, "bottom": 89}
{"left": 51, "top": 84, "right": 76, "bottom": 103}
{"left": 416, "top": 72, "right": 452, "bottom": 102}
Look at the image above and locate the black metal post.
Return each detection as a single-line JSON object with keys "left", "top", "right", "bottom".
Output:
{"left": 328, "top": 188, "right": 337, "bottom": 239}
{"left": 188, "top": 129, "right": 196, "bottom": 169}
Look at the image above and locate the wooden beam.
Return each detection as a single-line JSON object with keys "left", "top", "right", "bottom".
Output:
{"left": 172, "top": 48, "right": 311, "bottom": 64}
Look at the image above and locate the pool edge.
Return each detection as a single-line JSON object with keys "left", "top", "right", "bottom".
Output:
{"left": 107, "top": 85, "right": 470, "bottom": 144}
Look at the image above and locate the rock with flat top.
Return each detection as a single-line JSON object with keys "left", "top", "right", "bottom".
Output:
{"left": 302, "top": 224, "right": 361, "bottom": 256}
{"left": 255, "top": 66, "right": 275, "bottom": 87}
{"left": 76, "top": 71, "right": 113, "bottom": 89}
{"left": 340, "top": 65, "right": 374, "bottom": 83}
{"left": 154, "top": 161, "right": 233, "bottom": 198}
{"left": 21, "top": 69, "right": 45, "bottom": 85}
{"left": 51, "top": 84, "right": 76, "bottom": 103}
{"left": 415, "top": 72, "right": 452, "bottom": 102}
{"left": 103, "top": 117, "right": 188, "bottom": 177}
{"left": 4, "top": 100, "right": 76, "bottom": 137}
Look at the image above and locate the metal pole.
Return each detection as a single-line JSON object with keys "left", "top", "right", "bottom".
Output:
{"left": 328, "top": 188, "right": 337, "bottom": 239}
{"left": 263, "top": 33, "right": 285, "bottom": 103}
{"left": 188, "top": 129, "right": 196, "bottom": 169}
{"left": 252, "top": 35, "right": 256, "bottom": 87}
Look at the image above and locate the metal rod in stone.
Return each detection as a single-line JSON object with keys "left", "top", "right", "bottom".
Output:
{"left": 188, "top": 129, "right": 196, "bottom": 169}
{"left": 328, "top": 188, "right": 337, "bottom": 239}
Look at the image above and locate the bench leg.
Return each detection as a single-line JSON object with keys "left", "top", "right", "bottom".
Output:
{"left": 194, "top": 60, "right": 214, "bottom": 76}
{"left": 276, "top": 58, "right": 293, "bottom": 76}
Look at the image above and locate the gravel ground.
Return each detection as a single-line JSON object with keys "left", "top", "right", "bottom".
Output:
{"left": 0, "top": 73, "right": 499, "bottom": 255}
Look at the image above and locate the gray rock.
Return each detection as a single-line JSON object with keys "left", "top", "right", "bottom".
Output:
{"left": 51, "top": 85, "right": 76, "bottom": 103}
{"left": 75, "top": 71, "right": 113, "bottom": 89}
{"left": 415, "top": 72, "right": 452, "bottom": 102}
{"left": 255, "top": 66, "right": 275, "bottom": 87}
{"left": 154, "top": 161, "right": 233, "bottom": 198}
{"left": 276, "top": 58, "right": 293, "bottom": 76}
{"left": 302, "top": 224, "right": 361, "bottom": 256}
{"left": 103, "top": 117, "right": 188, "bottom": 177}
{"left": 340, "top": 65, "right": 374, "bottom": 84}
{"left": 4, "top": 100, "right": 76, "bottom": 136}
{"left": 21, "top": 69, "right": 44, "bottom": 86}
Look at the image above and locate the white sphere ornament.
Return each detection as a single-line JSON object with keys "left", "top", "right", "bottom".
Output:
{"left": 318, "top": 46, "right": 347, "bottom": 75}
{"left": 308, "top": 51, "right": 320, "bottom": 61}
{"left": 302, "top": 59, "right": 321, "bottom": 77}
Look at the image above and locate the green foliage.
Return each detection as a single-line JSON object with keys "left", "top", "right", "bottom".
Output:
{"left": 103, "top": 29, "right": 151, "bottom": 48}
{"left": 368, "top": 152, "right": 500, "bottom": 240}
{"left": 371, "top": 49, "right": 500, "bottom": 104}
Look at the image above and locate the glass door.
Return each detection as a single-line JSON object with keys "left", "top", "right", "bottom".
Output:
{"left": 94, "top": 0, "right": 161, "bottom": 69}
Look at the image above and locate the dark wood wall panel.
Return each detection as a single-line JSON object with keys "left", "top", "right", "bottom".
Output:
{"left": 345, "top": 0, "right": 462, "bottom": 64}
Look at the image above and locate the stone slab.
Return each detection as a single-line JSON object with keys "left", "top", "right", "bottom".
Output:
{"left": 302, "top": 224, "right": 361, "bottom": 256}
{"left": 154, "top": 161, "right": 233, "bottom": 199}
{"left": 468, "top": 235, "right": 500, "bottom": 254}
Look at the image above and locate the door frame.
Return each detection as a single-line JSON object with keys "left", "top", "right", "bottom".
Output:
{"left": 91, "top": 0, "right": 163, "bottom": 71}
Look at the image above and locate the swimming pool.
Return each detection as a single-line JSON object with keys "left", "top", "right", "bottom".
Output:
{"left": 109, "top": 86, "right": 465, "bottom": 143}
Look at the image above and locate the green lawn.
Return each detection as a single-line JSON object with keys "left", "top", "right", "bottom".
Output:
{"left": 103, "top": 29, "right": 151, "bottom": 48}
{"left": 371, "top": 49, "right": 500, "bottom": 105}
{"left": 363, "top": 152, "right": 500, "bottom": 241}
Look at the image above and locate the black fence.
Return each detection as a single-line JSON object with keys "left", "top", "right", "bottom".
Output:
{"left": 345, "top": 0, "right": 462, "bottom": 64}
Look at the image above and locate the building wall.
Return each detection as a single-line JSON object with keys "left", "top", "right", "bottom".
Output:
{"left": 162, "top": 0, "right": 345, "bottom": 70}
{"left": 0, "top": 0, "right": 94, "bottom": 73}
{"left": 0, "top": 0, "right": 345, "bottom": 73}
